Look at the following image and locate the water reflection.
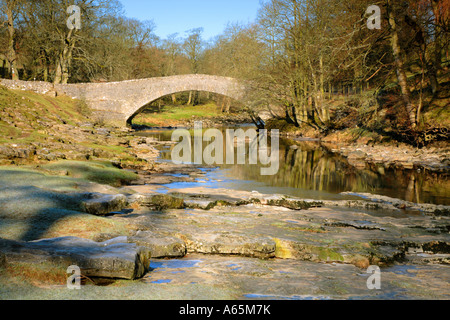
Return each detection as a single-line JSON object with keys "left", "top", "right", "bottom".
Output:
{"left": 222, "top": 142, "right": 448, "bottom": 205}
{"left": 136, "top": 128, "right": 449, "bottom": 205}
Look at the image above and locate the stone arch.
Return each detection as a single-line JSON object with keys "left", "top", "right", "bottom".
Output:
{"left": 125, "top": 90, "right": 242, "bottom": 126}
{"left": 54, "top": 74, "right": 247, "bottom": 127}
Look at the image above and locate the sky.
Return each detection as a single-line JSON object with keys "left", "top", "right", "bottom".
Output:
{"left": 119, "top": 0, "right": 262, "bottom": 41}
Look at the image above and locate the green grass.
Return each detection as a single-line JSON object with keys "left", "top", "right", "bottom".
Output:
{"left": 155, "top": 102, "right": 221, "bottom": 119}
{"left": 41, "top": 160, "right": 138, "bottom": 187}
{"left": 133, "top": 102, "right": 223, "bottom": 127}
{"left": 0, "top": 122, "right": 21, "bottom": 142}
{"left": 0, "top": 86, "right": 89, "bottom": 144}
{"left": 81, "top": 143, "right": 128, "bottom": 155}
{"left": 18, "top": 90, "right": 88, "bottom": 125}
{"left": 423, "top": 95, "right": 450, "bottom": 127}
{"left": 0, "top": 166, "right": 84, "bottom": 192}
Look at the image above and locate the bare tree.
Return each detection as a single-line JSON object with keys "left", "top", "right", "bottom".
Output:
{"left": 183, "top": 28, "right": 204, "bottom": 105}
{"left": 1, "top": 0, "right": 19, "bottom": 80}
{"left": 386, "top": 0, "right": 416, "bottom": 128}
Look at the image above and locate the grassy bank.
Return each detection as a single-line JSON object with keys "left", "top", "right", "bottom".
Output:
{"left": 0, "top": 86, "right": 89, "bottom": 144}
{"left": 132, "top": 102, "right": 234, "bottom": 127}
{"left": 0, "top": 85, "right": 155, "bottom": 169}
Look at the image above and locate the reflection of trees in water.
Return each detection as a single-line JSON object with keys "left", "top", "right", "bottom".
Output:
{"left": 379, "top": 168, "right": 449, "bottom": 205}
{"left": 405, "top": 174, "right": 419, "bottom": 203}
{"left": 224, "top": 144, "right": 382, "bottom": 194}
{"left": 223, "top": 143, "right": 449, "bottom": 205}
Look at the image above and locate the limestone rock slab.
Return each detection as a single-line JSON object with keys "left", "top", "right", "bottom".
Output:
{"left": 129, "top": 231, "right": 187, "bottom": 258}
{"left": 0, "top": 236, "right": 151, "bottom": 280}
{"left": 184, "top": 232, "right": 276, "bottom": 259}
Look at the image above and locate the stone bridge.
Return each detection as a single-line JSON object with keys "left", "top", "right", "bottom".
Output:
{"left": 0, "top": 74, "right": 248, "bottom": 127}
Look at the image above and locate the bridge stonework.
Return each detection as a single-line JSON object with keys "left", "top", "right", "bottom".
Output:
{"left": 0, "top": 74, "right": 247, "bottom": 127}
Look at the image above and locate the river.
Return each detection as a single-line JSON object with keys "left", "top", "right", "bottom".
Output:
{"left": 135, "top": 124, "right": 449, "bottom": 206}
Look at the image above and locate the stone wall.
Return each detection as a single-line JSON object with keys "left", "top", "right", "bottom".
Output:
{"left": 0, "top": 79, "right": 56, "bottom": 96}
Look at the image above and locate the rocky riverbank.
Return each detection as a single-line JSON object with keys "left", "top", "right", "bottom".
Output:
{"left": 281, "top": 127, "right": 450, "bottom": 173}
{"left": 321, "top": 142, "right": 450, "bottom": 173}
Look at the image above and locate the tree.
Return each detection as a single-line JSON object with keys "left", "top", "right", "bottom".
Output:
{"left": 183, "top": 28, "right": 204, "bottom": 105}
{"left": 1, "top": 0, "right": 20, "bottom": 80}
{"left": 183, "top": 27, "right": 204, "bottom": 74}
{"left": 20, "top": 0, "right": 126, "bottom": 84}
{"left": 162, "top": 33, "right": 183, "bottom": 103}
{"left": 386, "top": 0, "right": 416, "bottom": 128}
{"left": 162, "top": 33, "right": 182, "bottom": 76}
{"left": 126, "top": 18, "right": 160, "bottom": 79}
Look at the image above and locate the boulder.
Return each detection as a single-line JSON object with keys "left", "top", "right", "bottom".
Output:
{"left": 81, "top": 193, "right": 128, "bottom": 215}
{"left": 0, "top": 236, "right": 151, "bottom": 280}
{"left": 183, "top": 199, "right": 214, "bottom": 210}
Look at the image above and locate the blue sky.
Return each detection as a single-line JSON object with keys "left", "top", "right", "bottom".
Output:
{"left": 119, "top": 0, "right": 262, "bottom": 41}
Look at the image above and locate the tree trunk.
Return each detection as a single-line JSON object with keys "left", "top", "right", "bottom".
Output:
{"left": 431, "top": 0, "right": 443, "bottom": 71}
{"left": 285, "top": 105, "right": 295, "bottom": 124}
{"left": 54, "top": 29, "right": 76, "bottom": 84}
{"left": 305, "top": 80, "right": 313, "bottom": 123}
{"left": 319, "top": 55, "right": 329, "bottom": 122}
{"left": 0, "top": 58, "right": 5, "bottom": 78}
{"left": 193, "top": 91, "right": 199, "bottom": 106}
{"left": 6, "top": 1, "right": 19, "bottom": 80}
{"left": 42, "top": 51, "right": 49, "bottom": 82}
{"left": 417, "top": 58, "right": 426, "bottom": 127}
{"left": 224, "top": 96, "right": 231, "bottom": 113}
{"left": 427, "top": 64, "right": 439, "bottom": 95}
{"left": 220, "top": 95, "right": 225, "bottom": 113}
{"left": 387, "top": 0, "right": 416, "bottom": 128}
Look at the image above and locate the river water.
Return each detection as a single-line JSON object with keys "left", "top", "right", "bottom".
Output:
{"left": 136, "top": 125, "right": 449, "bottom": 206}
